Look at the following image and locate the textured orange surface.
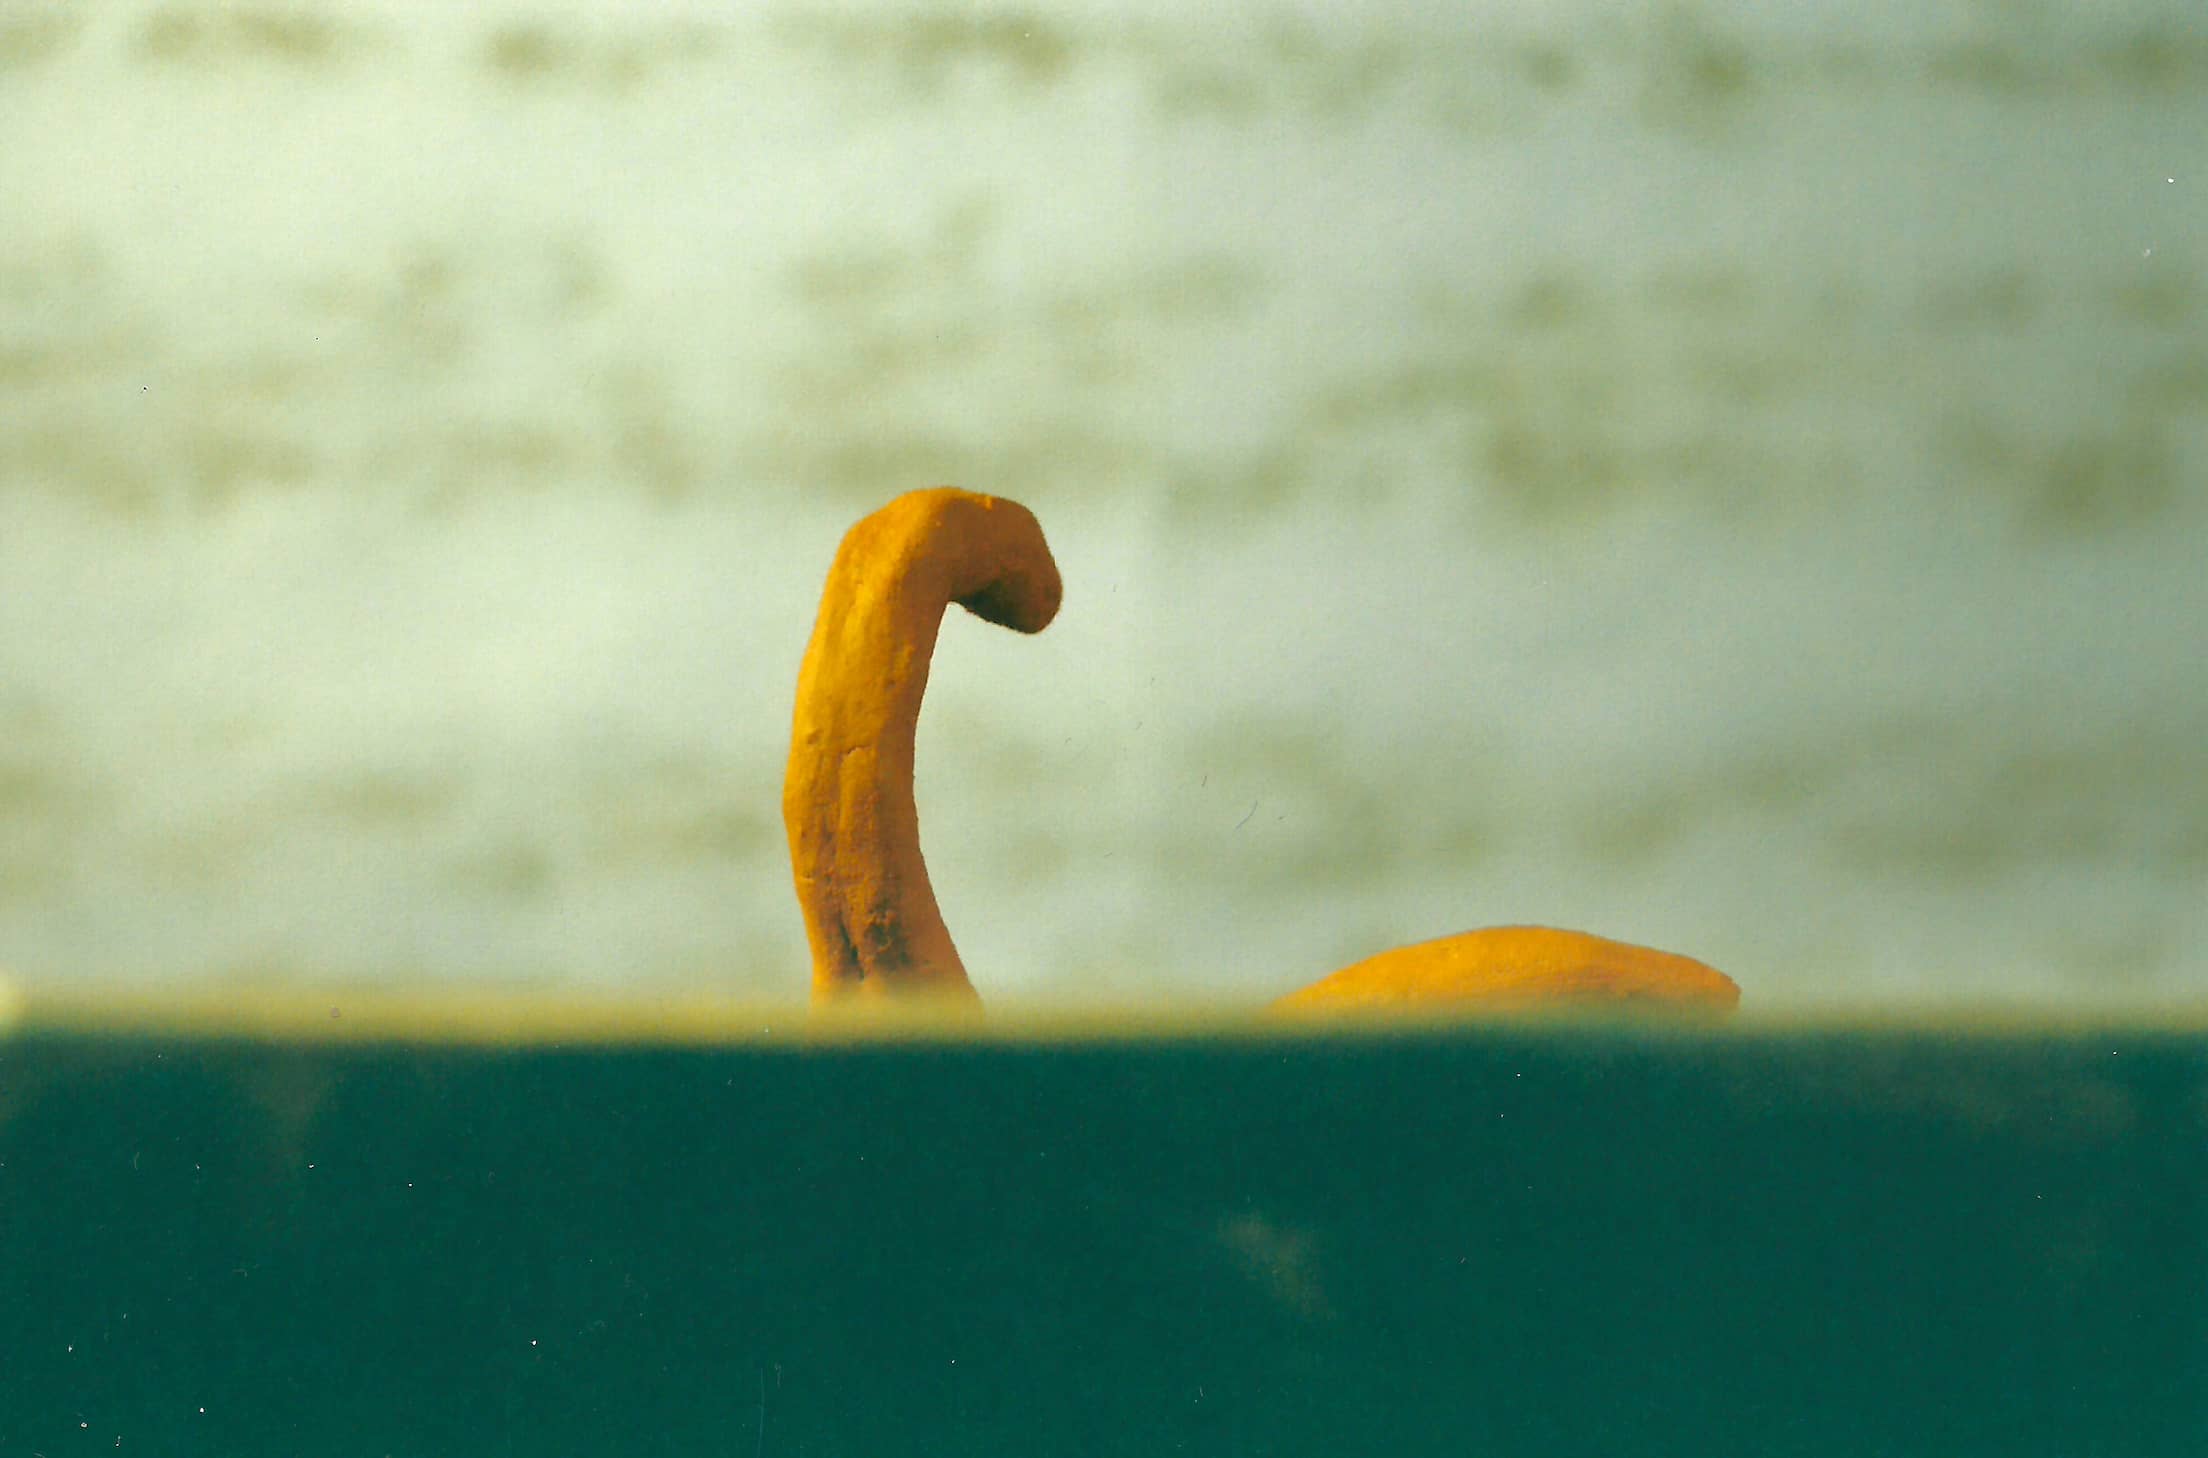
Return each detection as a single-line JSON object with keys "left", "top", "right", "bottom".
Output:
{"left": 1273, "top": 924, "right": 1740, "bottom": 1015}
{"left": 783, "top": 488, "right": 1060, "bottom": 1005}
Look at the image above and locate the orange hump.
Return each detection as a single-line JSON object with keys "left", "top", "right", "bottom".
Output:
{"left": 1273, "top": 925, "right": 1739, "bottom": 1017}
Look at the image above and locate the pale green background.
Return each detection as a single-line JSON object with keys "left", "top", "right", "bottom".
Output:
{"left": 2, "top": 3, "right": 2203, "bottom": 1007}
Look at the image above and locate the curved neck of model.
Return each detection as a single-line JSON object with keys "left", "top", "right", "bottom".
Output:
{"left": 782, "top": 490, "right": 1060, "bottom": 1008}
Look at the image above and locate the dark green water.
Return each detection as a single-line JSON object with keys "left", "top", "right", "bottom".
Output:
{"left": 2, "top": 1026, "right": 2202, "bottom": 1455}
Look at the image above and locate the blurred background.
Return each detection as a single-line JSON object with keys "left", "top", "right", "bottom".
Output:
{"left": 0, "top": 1, "right": 2202, "bottom": 1010}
